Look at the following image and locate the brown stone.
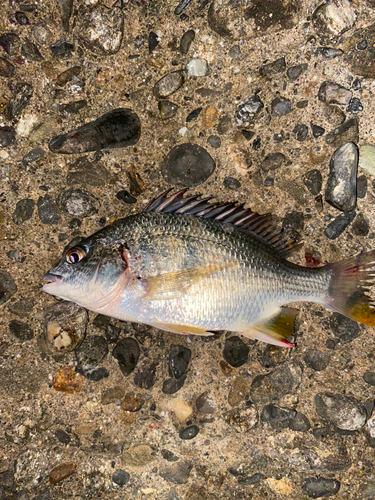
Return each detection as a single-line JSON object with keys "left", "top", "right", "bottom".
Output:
{"left": 344, "top": 23, "right": 375, "bottom": 79}
{"left": 52, "top": 366, "right": 83, "bottom": 393}
{"left": 202, "top": 105, "right": 219, "bottom": 128}
{"left": 101, "top": 385, "right": 125, "bottom": 405}
{"left": 49, "top": 462, "right": 77, "bottom": 485}
{"left": 121, "top": 392, "right": 145, "bottom": 412}
{"left": 219, "top": 360, "right": 236, "bottom": 375}
{"left": 228, "top": 377, "right": 248, "bottom": 406}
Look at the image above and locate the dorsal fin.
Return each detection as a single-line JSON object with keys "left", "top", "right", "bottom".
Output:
{"left": 144, "top": 190, "right": 302, "bottom": 258}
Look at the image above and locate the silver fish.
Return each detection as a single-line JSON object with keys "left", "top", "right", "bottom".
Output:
{"left": 43, "top": 190, "right": 375, "bottom": 346}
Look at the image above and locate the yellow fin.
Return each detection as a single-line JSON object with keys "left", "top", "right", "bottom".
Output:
{"left": 241, "top": 307, "right": 298, "bottom": 347}
{"left": 153, "top": 323, "right": 214, "bottom": 336}
{"left": 143, "top": 263, "right": 237, "bottom": 300}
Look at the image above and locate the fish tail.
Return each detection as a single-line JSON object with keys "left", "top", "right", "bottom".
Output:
{"left": 323, "top": 250, "right": 375, "bottom": 326}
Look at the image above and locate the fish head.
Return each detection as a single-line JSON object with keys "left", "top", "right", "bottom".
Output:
{"left": 43, "top": 232, "right": 129, "bottom": 309}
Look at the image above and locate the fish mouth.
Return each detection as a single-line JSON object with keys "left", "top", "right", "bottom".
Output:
{"left": 43, "top": 272, "right": 63, "bottom": 288}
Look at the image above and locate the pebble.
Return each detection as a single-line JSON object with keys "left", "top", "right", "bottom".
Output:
{"left": 344, "top": 24, "right": 375, "bottom": 78}
{"left": 123, "top": 445, "right": 154, "bottom": 467}
{"left": 288, "top": 412, "right": 311, "bottom": 432}
{"left": 170, "top": 399, "right": 192, "bottom": 421}
{"left": 325, "top": 118, "right": 359, "bottom": 148}
{"left": 202, "top": 105, "right": 219, "bottom": 128}
{"left": 351, "top": 213, "right": 369, "bottom": 236}
{"left": 186, "top": 58, "right": 209, "bottom": 76}
{"left": 261, "top": 404, "right": 296, "bottom": 430}
{"left": 112, "top": 469, "right": 130, "bottom": 487}
{"left": 196, "top": 391, "right": 217, "bottom": 413}
{"left": 259, "top": 57, "right": 286, "bottom": 77}
{"left": 225, "top": 405, "right": 258, "bottom": 433}
{"left": 228, "top": 44, "right": 243, "bottom": 60}
{"left": 180, "top": 30, "right": 195, "bottom": 55}
{"left": 8, "top": 320, "right": 34, "bottom": 342}
{"left": 0, "top": 57, "right": 14, "bottom": 78}
{"left": 55, "top": 429, "right": 71, "bottom": 444}
{"left": 262, "top": 344, "right": 289, "bottom": 367}
{"left": 282, "top": 211, "right": 304, "bottom": 231}
{"left": 303, "top": 169, "right": 322, "bottom": 195}
{"left": 52, "top": 366, "right": 83, "bottom": 393}
{"left": 37, "top": 195, "right": 61, "bottom": 225}
{"left": 159, "top": 461, "right": 192, "bottom": 484}
{"left": 314, "top": 392, "right": 366, "bottom": 430}
{"left": 8, "top": 298, "right": 35, "bottom": 318}
{"left": 318, "top": 81, "right": 352, "bottom": 105}
{"left": 148, "top": 31, "right": 159, "bottom": 54}
{"left": 56, "top": 66, "right": 81, "bottom": 86}
{"left": 50, "top": 39, "right": 74, "bottom": 58}
{"left": 0, "top": 126, "right": 16, "bottom": 148}
{"left": 359, "top": 144, "right": 375, "bottom": 176}
{"left": 235, "top": 95, "right": 264, "bottom": 125}
{"left": 121, "top": 393, "right": 145, "bottom": 412}
{"left": 324, "top": 211, "right": 356, "bottom": 240}
{"left": 79, "top": 5, "right": 123, "bottom": 54}
{"left": 158, "top": 100, "right": 179, "bottom": 119}
{"left": 67, "top": 157, "right": 112, "bottom": 187}
{"left": 312, "top": 0, "right": 356, "bottom": 39}
{"left": 75, "top": 335, "right": 108, "bottom": 371}
{"left": 83, "top": 367, "right": 108, "bottom": 381}
{"left": 330, "top": 312, "right": 360, "bottom": 343}
{"left": 271, "top": 95, "right": 291, "bottom": 117}
{"left": 223, "top": 336, "right": 249, "bottom": 367}
{"left": 32, "top": 24, "right": 51, "bottom": 45}
{"left": 293, "top": 124, "right": 308, "bottom": 142}
{"left": 57, "top": 188, "right": 98, "bottom": 217}
{"left": 161, "top": 143, "right": 216, "bottom": 187}
{"left": 134, "top": 362, "right": 157, "bottom": 389}
{"left": 324, "top": 104, "right": 346, "bottom": 126}
{"left": 116, "top": 190, "right": 137, "bottom": 204}
{"left": 169, "top": 345, "right": 191, "bottom": 379}
{"left": 228, "top": 377, "right": 248, "bottom": 406}
{"left": 316, "top": 47, "right": 344, "bottom": 59}
{"left": 49, "top": 462, "right": 77, "bottom": 485}
{"left": 251, "top": 362, "right": 303, "bottom": 404}
{"left": 311, "top": 123, "right": 325, "bottom": 138}
{"left": 325, "top": 142, "right": 358, "bottom": 212}
{"left": 162, "top": 375, "right": 187, "bottom": 394}
{"left": 224, "top": 176, "right": 241, "bottom": 190}
{"left": 305, "top": 477, "right": 340, "bottom": 498}
{"left": 287, "top": 63, "right": 308, "bottom": 81}
{"left": 49, "top": 109, "right": 141, "bottom": 154}
{"left": 186, "top": 107, "right": 202, "bottom": 122}
{"left": 21, "top": 39, "right": 44, "bottom": 62}
{"left": 179, "top": 425, "right": 199, "bottom": 439}
{"left": 207, "top": 135, "right": 221, "bottom": 148}
{"left": 304, "top": 349, "right": 330, "bottom": 371}
{"left": 60, "top": 100, "right": 87, "bottom": 116}
{"left": 153, "top": 71, "right": 185, "bottom": 98}
{"left": 56, "top": 0, "right": 73, "bottom": 31}
{"left": 161, "top": 449, "right": 179, "bottom": 462}
{"left": 112, "top": 338, "right": 140, "bottom": 376}
{"left": 101, "top": 386, "right": 125, "bottom": 405}
{"left": 0, "top": 271, "right": 18, "bottom": 306}
{"left": 0, "top": 33, "right": 19, "bottom": 55}
{"left": 22, "top": 147, "right": 45, "bottom": 166}
{"left": 260, "top": 152, "right": 286, "bottom": 172}
{"left": 12, "top": 199, "right": 35, "bottom": 225}
{"left": 363, "top": 372, "right": 375, "bottom": 387}
{"left": 347, "top": 97, "right": 363, "bottom": 114}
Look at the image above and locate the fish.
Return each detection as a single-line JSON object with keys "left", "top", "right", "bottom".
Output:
{"left": 43, "top": 189, "right": 375, "bottom": 347}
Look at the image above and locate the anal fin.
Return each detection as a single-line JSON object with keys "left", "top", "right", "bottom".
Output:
{"left": 152, "top": 322, "right": 214, "bottom": 336}
{"left": 241, "top": 307, "right": 298, "bottom": 348}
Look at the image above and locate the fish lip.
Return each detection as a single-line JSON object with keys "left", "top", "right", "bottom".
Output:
{"left": 43, "top": 272, "right": 63, "bottom": 284}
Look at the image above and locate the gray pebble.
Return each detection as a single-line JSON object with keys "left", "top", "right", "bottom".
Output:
{"left": 324, "top": 211, "right": 356, "bottom": 239}
{"left": 363, "top": 372, "right": 375, "bottom": 386}
{"left": 179, "top": 425, "right": 199, "bottom": 439}
{"left": 169, "top": 345, "right": 191, "bottom": 379}
{"left": 207, "top": 135, "right": 221, "bottom": 148}
{"left": 259, "top": 57, "right": 286, "bottom": 77}
{"left": 12, "top": 199, "right": 35, "bottom": 224}
{"left": 0, "top": 271, "right": 17, "bottom": 306}
{"left": 79, "top": 5, "right": 123, "bottom": 55}
{"left": 303, "top": 169, "right": 322, "bottom": 195}
{"left": 21, "top": 39, "right": 44, "bottom": 62}
{"left": 33, "top": 24, "right": 51, "bottom": 45}
{"left": 325, "top": 142, "right": 358, "bottom": 212}
{"left": 56, "top": 0, "right": 73, "bottom": 31}
{"left": 286, "top": 63, "right": 308, "bottom": 81}
{"left": 325, "top": 118, "right": 359, "bottom": 148}
{"left": 148, "top": 31, "right": 159, "bottom": 54}
{"left": 112, "top": 338, "right": 140, "bottom": 376}
{"left": 50, "top": 39, "right": 74, "bottom": 58}
{"left": 346, "top": 97, "right": 363, "bottom": 114}
{"left": 162, "top": 375, "right": 187, "bottom": 394}
{"left": 314, "top": 392, "right": 366, "bottom": 430}
{"left": 37, "top": 195, "right": 61, "bottom": 225}
{"left": 330, "top": 312, "right": 360, "bottom": 343}
{"left": 261, "top": 404, "right": 296, "bottom": 429}
{"left": 180, "top": 30, "right": 195, "bottom": 55}
{"left": 318, "top": 81, "right": 352, "bottom": 105}
{"left": 112, "top": 469, "right": 130, "bottom": 487}
{"left": 158, "top": 100, "right": 178, "bottom": 119}
{"left": 22, "top": 147, "right": 45, "bottom": 166}
{"left": 67, "top": 157, "right": 112, "bottom": 187}
{"left": 0, "top": 33, "right": 19, "bottom": 56}
{"left": 311, "top": 123, "right": 325, "bottom": 138}
{"left": 288, "top": 412, "right": 311, "bottom": 432}
{"left": 57, "top": 188, "right": 98, "bottom": 217}
{"left": 75, "top": 335, "right": 108, "bottom": 371}
{"left": 260, "top": 152, "right": 286, "bottom": 172}
{"left": 251, "top": 362, "right": 302, "bottom": 404}
{"left": 316, "top": 47, "right": 344, "bottom": 59}
{"left": 196, "top": 391, "right": 216, "bottom": 413}
{"left": 312, "top": 0, "right": 356, "bottom": 40}
{"left": 0, "top": 126, "right": 16, "bottom": 148}
{"left": 134, "top": 362, "right": 157, "bottom": 389}
{"left": 293, "top": 123, "right": 308, "bottom": 141}
{"left": 153, "top": 71, "right": 185, "bottom": 99}
{"left": 8, "top": 298, "right": 35, "bottom": 318}
{"left": 223, "top": 336, "right": 249, "bottom": 367}
{"left": 235, "top": 95, "right": 264, "bottom": 125}
{"left": 161, "top": 450, "right": 179, "bottom": 462}
{"left": 9, "top": 320, "right": 34, "bottom": 342}
{"left": 271, "top": 95, "right": 291, "bottom": 117}
{"left": 304, "top": 477, "right": 340, "bottom": 498}
{"left": 351, "top": 213, "right": 369, "bottom": 236}
{"left": 228, "top": 44, "right": 243, "bottom": 60}
{"left": 186, "top": 58, "right": 209, "bottom": 76}
{"left": 304, "top": 349, "right": 330, "bottom": 371}
{"left": 357, "top": 175, "right": 367, "bottom": 198}
{"left": 224, "top": 176, "right": 241, "bottom": 190}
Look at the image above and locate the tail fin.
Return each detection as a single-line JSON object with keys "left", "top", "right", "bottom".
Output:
{"left": 324, "top": 250, "right": 375, "bottom": 326}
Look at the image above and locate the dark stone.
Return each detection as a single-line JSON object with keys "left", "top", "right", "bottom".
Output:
{"left": 296, "top": 100, "right": 308, "bottom": 108}
{"left": 0, "top": 33, "right": 19, "bottom": 55}
{"left": 148, "top": 31, "right": 159, "bottom": 54}
{"left": 161, "top": 143, "right": 216, "bottom": 187}
{"left": 186, "top": 107, "right": 202, "bottom": 122}
{"left": 169, "top": 345, "right": 191, "bottom": 379}
{"left": 60, "top": 100, "right": 87, "bottom": 116}
{"left": 101, "top": 386, "right": 125, "bottom": 404}
{"left": 179, "top": 425, "right": 199, "bottom": 439}
{"left": 55, "top": 429, "right": 71, "bottom": 444}
{"left": 224, "top": 176, "right": 241, "bottom": 190}
{"left": 22, "top": 148, "right": 45, "bottom": 165}
{"left": 314, "top": 392, "right": 366, "bottom": 430}
{"left": 325, "top": 119, "right": 359, "bottom": 148}
{"left": 260, "top": 152, "right": 286, "bottom": 171}
{"left": 302, "top": 169, "right": 323, "bottom": 196}
{"left": 83, "top": 367, "right": 109, "bottom": 381}
{"left": 9, "top": 320, "right": 34, "bottom": 341}
{"left": 324, "top": 104, "right": 346, "bottom": 126}
{"left": 57, "top": 188, "right": 98, "bottom": 217}
{"left": 75, "top": 335, "right": 108, "bottom": 371}
{"left": 116, "top": 190, "right": 137, "bottom": 204}
{"left": 7, "top": 82, "right": 33, "bottom": 120}
{"left": 112, "top": 469, "right": 130, "bottom": 487}
{"left": 264, "top": 177, "right": 274, "bottom": 187}
{"left": 288, "top": 411, "right": 311, "bottom": 432}
{"left": 324, "top": 211, "right": 356, "bottom": 239}
{"left": 286, "top": 63, "right": 308, "bottom": 81}
{"left": 112, "top": 338, "right": 140, "bottom": 376}
{"left": 318, "top": 81, "right": 352, "bottom": 105}
{"left": 8, "top": 298, "right": 35, "bottom": 317}
{"left": 56, "top": 66, "right": 81, "bottom": 86}
{"left": 180, "top": 30, "right": 195, "bottom": 55}
{"left": 311, "top": 123, "right": 325, "bottom": 138}
{"left": 330, "top": 312, "right": 360, "bottom": 343}
{"left": 159, "top": 461, "right": 193, "bottom": 484}
{"left": 15, "top": 11, "right": 30, "bottom": 25}
{"left": 316, "top": 47, "right": 344, "bottom": 59}
{"left": 283, "top": 211, "right": 304, "bottom": 231}
{"left": 357, "top": 175, "right": 367, "bottom": 199}
{"left": 0, "top": 126, "right": 16, "bottom": 148}
{"left": 37, "top": 195, "right": 61, "bottom": 224}
{"left": 351, "top": 213, "right": 369, "bottom": 236}
{"left": 21, "top": 39, "right": 44, "bottom": 61}
{"left": 363, "top": 372, "right": 375, "bottom": 386}
{"left": 293, "top": 124, "right": 308, "bottom": 141}
{"left": 261, "top": 404, "right": 296, "bottom": 429}
{"left": 67, "top": 158, "right": 112, "bottom": 187}
{"left": 158, "top": 100, "right": 178, "bottom": 119}
{"left": 134, "top": 362, "right": 157, "bottom": 389}
{"left": 0, "top": 57, "right": 14, "bottom": 78}
{"left": 271, "top": 95, "right": 291, "bottom": 117}
{"left": 162, "top": 375, "right": 187, "bottom": 394}
{"left": 259, "top": 57, "right": 286, "bottom": 77}
{"left": 196, "top": 391, "right": 216, "bottom": 413}
{"left": 304, "top": 349, "right": 330, "bottom": 371}
{"left": 242, "top": 130, "right": 255, "bottom": 140}
{"left": 347, "top": 98, "right": 363, "bottom": 114}
{"left": 121, "top": 392, "right": 145, "bottom": 412}
{"left": 238, "top": 473, "right": 264, "bottom": 485}
{"left": 223, "top": 336, "right": 249, "bottom": 367}
{"left": 12, "top": 199, "right": 35, "bottom": 224}
{"left": 50, "top": 39, "right": 74, "bottom": 58}
{"left": 304, "top": 477, "right": 340, "bottom": 498}
{"left": 207, "top": 135, "right": 221, "bottom": 148}
{"left": 251, "top": 362, "right": 303, "bottom": 404}
{"left": 153, "top": 71, "right": 185, "bottom": 99}
{"left": 217, "top": 115, "right": 232, "bottom": 134}
{"left": 161, "top": 449, "right": 179, "bottom": 462}
{"left": 49, "top": 109, "right": 141, "bottom": 154}
{"left": 56, "top": 0, "right": 73, "bottom": 31}
{"left": 344, "top": 23, "right": 375, "bottom": 79}
{"left": 228, "top": 44, "right": 243, "bottom": 60}
{"left": 235, "top": 95, "right": 264, "bottom": 125}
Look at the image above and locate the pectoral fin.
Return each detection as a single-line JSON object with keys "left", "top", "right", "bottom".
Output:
{"left": 240, "top": 307, "right": 298, "bottom": 347}
{"left": 152, "top": 323, "right": 214, "bottom": 336}
{"left": 143, "top": 263, "right": 237, "bottom": 300}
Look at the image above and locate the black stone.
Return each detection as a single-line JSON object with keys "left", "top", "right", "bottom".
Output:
{"left": 311, "top": 123, "right": 325, "bottom": 138}
{"left": 316, "top": 47, "right": 344, "bottom": 59}
{"left": 0, "top": 126, "right": 16, "bottom": 148}
{"left": 273, "top": 130, "right": 285, "bottom": 142}
{"left": 304, "top": 349, "right": 330, "bottom": 371}
{"left": 282, "top": 211, "right": 304, "bottom": 231}
{"left": 223, "top": 336, "right": 249, "bottom": 367}
{"left": 241, "top": 130, "right": 255, "bottom": 140}
{"left": 161, "top": 143, "right": 216, "bottom": 187}
{"left": 162, "top": 375, "right": 187, "bottom": 394}
{"left": 351, "top": 213, "right": 369, "bottom": 236}
{"left": 55, "top": 429, "right": 71, "bottom": 444}
{"left": 21, "top": 39, "right": 44, "bottom": 61}
{"left": 346, "top": 98, "right": 363, "bottom": 114}
{"left": 259, "top": 57, "right": 286, "bottom": 77}
{"left": 105, "top": 324, "right": 121, "bottom": 344}
{"left": 293, "top": 124, "right": 308, "bottom": 141}
{"left": 49, "top": 109, "right": 141, "bottom": 154}
{"left": 7, "top": 83, "right": 33, "bottom": 120}
{"left": 169, "top": 345, "right": 191, "bottom": 379}
{"left": 224, "top": 176, "right": 241, "bottom": 190}
{"left": 37, "top": 195, "right": 61, "bottom": 225}
{"left": 304, "top": 477, "right": 340, "bottom": 498}
{"left": 12, "top": 199, "right": 35, "bottom": 224}
{"left": 363, "top": 371, "right": 375, "bottom": 386}
{"left": 261, "top": 404, "right": 296, "bottom": 429}
{"left": 22, "top": 148, "right": 45, "bottom": 166}
{"left": 288, "top": 412, "right": 311, "bottom": 432}
{"left": 264, "top": 177, "right": 274, "bottom": 187}
{"left": 161, "top": 449, "right": 179, "bottom": 462}
{"left": 271, "top": 95, "right": 291, "bottom": 117}
{"left": 60, "top": 100, "right": 87, "bottom": 116}
{"left": 112, "top": 469, "right": 130, "bottom": 487}
{"left": 179, "top": 425, "right": 199, "bottom": 439}
{"left": 180, "top": 30, "right": 195, "bottom": 55}
{"left": 83, "top": 367, "right": 109, "bottom": 381}
{"left": 8, "top": 298, "right": 35, "bottom": 318}
{"left": 0, "top": 33, "right": 19, "bottom": 55}
{"left": 357, "top": 175, "right": 367, "bottom": 199}
{"left": 260, "top": 152, "right": 286, "bottom": 172}
{"left": 148, "top": 31, "right": 159, "bottom": 54}
{"left": 251, "top": 362, "right": 302, "bottom": 404}
{"left": 287, "top": 63, "right": 308, "bottom": 81}
{"left": 15, "top": 11, "right": 30, "bottom": 25}
{"left": 196, "top": 391, "right": 216, "bottom": 413}
{"left": 75, "top": 335, "right": 108, "bottom": 370}
{"left": 186, "top": 107, "right": 202, "bottom": 122}
{"left": 112, "top": 338, "right": 140, "bottom": 376}
{"left": 330, "top": 312, "right": 360, "bottom": 343}
{"left": 324, "top": 211, "right": 356, "bottom": 240}
{"left": 252, "top": 136, "right": 261, "bottom": 150}
{"left": 9, "top": 320, "right": 34, "bottom": 341}
{"left": 50, "top": 39, "right": 74, "bottom": 58}
{"left": 207, "top": 135, "right": 221, "bottom": 148}
{"left": 134, "top": 362, "right": 157, "bottom": 389}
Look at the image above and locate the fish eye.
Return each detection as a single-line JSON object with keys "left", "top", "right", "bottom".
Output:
{"left": 66, "top": 247, "right": 86, "bottom": 264}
